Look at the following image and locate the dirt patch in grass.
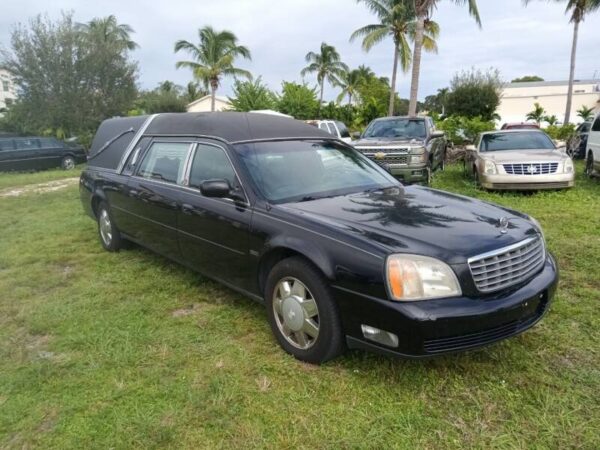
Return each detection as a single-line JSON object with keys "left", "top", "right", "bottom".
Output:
{"left": 0, "top": 178, "right": 78, "bottom": 198}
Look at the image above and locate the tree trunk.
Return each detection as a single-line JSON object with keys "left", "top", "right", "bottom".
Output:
{"left": 408, "top": 16, "right": 426, "bottom": 117}
{"left": 564, "top": 19, "right": 579, "bottom": 125}
{"left": 319, "top": 81, "right": 324, "bottom": 115}
{"left": 388, "top": 42, "right": 399, "bottom": 117}
{"left": 210, "top": 79, "right": 218, "bottom": 112}
{"left": 348, "top": 93, "right": 352, "bottom": 105}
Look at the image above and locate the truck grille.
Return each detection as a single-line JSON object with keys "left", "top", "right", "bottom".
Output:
{"left": 362, "top": 148, "right": 408, "bottom": 154}
{"left": 503, "top": 162, "right": 559, "bottom": 175}
{"left": 468, "top": 236, "right": 545, "bottom": 293}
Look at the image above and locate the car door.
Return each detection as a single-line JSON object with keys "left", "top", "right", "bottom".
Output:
{"left": 12, "top": 138, "right": 42, "bottom": 170}
{"left": 589, "top": 115, "right": 600, "bottom": 164}
{"left": 177, "top": 141, "right": 253, "bottom": 290}
{"left": 126, "top": 139, "right": 194, "bottom": 260}
{"left": 0, "top": 139, "right": 16, "bottom": 171}
{"left": 38, "top": 138, "right": 66, "bottom": 169}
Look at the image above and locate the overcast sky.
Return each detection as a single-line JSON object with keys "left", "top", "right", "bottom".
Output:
{"left": 2, "top": 0, "right": 600, "bottom": 101}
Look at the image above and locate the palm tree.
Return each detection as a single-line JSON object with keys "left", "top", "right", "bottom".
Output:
{"left": 77, "top": 15, "right": 138, "bottom": 51}
{"left": 336, "top": 69, "right": 364, "bottom": 104}
{"left": 301, "top": 43, "right": 348, "bottom": 110}
{"left": 184, "top": 81, "right": 207, "bottom": 103}
{"left": 576, "top": 105, "right": 595, "bottom": 121}
{"left": 526, "top": 102, "right": 546, "bottom": 125}
{"left": 174, "top": 26, "right": 251, "bottom": 112}
{"left": 351, "top": 0, "right": 439, "bottom": 116}
{"left": 408, "top": 1, "right": 481, "bottom": 117}
{"left": 356, "top": 64, "right": 376, "bottom": 81}
{"left": 525, "top": 0, "right": 600, "bottom": 124}
{"left": 544, "top": 114, "right": 559, "bottom": 125}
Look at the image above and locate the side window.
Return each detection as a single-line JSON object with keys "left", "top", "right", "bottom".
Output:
{"left": 14, "top": 139, "right": 40, "bottom": 150}
{"left": 592, "top": 116, "right": 600, "bottom": 132}
{"left": 335, "top": 121, "right": 350, "bottom": 138}
{"left": 0, "top": 139, "right": 14, "bottom": 151}
{"left": 137, "top": 142, "right": 191, "bottom": 184}
{"left": 326, "top": 123, "right": 338, "bottom": 136}
{"left": 39, "top": 138, "right": 59, "bottom": 148}
{"left": 188, "top": 144, "right": 237, "bottom": 190}
{"left": 318, "top": 123, "right": 330, "bottom": 132}
{"left": 123, "top": 137, "right": 151, "bottom": 176}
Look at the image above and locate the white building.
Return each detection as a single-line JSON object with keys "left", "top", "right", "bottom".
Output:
{"left": 186, "top": 94, "right": 231, "bottom": 112}
{"left": 497, "top": 79, "right": 600, "bottom": 125}
{"left": 0, "top": 69, "right": 17, "bottom": 112}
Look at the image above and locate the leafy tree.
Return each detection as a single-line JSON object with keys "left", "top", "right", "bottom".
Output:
{"left": 511, "top": 75, "right": 545, "bottom": 82}
{"left": 544, "top": 114, "right": 559, "bottom": 126}
{"left": 437, "top": 115, "right": 495, "bottom": 145}
{"left": 408, "top": 0, "right": 481, "bottom": 116}
{"left": 135, "top": 81, "right": 187, "bottom": 114}
{"left": 355, "top": 75, "right": 394, "bottom": 124}
{"left": 183, "top": 81, "right": 207, "bottom": 104}
{"left": 577, "top": 105, "right": 595, "bottom": 121}
{"left": 525, "top": 0, "right": 600, "bottom": 123}
{"left": 336, "top": 69, "right": 364, "bottom": 104}
{"left": 423, "top": 87, "right": 449, "bottom": 115}
{"left": 174, "top": 26, "right": 251, "bottom": 112}
{"left": 526, "top": 102, "right": 546, "bottom": 125}
{"left": 276, "top": 82, "right": 320, "bottom": 119}
{"left": 300, "top": 42, "right": 348, "bottom": 109}
{"left": 228, "top": 77, "right": 277, "bottom": 111}
{"left": 0, "top": 13, "right": 138, "bottom": 138}
{"left": 352, "top": 0, "right": 439, "bottom": 116}
{"left": 445, "top": 68, "right": 502, "bottom": 121}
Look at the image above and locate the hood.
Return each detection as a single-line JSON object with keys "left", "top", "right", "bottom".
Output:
{"left": 279, "top": 186, "right": 539, "bottom": 264}
{"left": 482, "top": 149, "right": 568, "bottom": 163}
{"left": 354, "top": 137, "right": 425, "bottom": 148}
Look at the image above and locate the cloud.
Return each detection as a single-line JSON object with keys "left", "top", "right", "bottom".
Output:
{"left": 1, "top": 0, "right": 599, "bottom": 101}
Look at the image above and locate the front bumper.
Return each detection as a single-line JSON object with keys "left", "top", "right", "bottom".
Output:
{"left": 369, "top": 161, "right": 428, "bottom": 183}
{"left": 335, "top": 254, "right": 558, "bottom": 358}
{"left": 480, "top": 172, "right": 574, "bottom": 190}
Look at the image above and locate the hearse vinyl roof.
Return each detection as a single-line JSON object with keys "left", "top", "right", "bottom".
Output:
{"left": 88, "top": 112, "right": 333, "bottom": 170}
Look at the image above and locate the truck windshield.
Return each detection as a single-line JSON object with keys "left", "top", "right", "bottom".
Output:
{"left": 234, "top": 140, "right": 398, "bottom": 204}
{"left": 363, "top": 119, "right": 426, "bottom": 139}
{"left": 480, "top": 132, "right": 555, "bottom": 152}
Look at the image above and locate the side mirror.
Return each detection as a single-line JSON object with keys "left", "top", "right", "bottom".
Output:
{"left": 430, "top": 131, "right": 444, "bottom": 139}
{"left": 351, "top": 131, "right": 361, "bottom": 139}
{"left": 199, "top": 179, "right": 231, "bottom": 198}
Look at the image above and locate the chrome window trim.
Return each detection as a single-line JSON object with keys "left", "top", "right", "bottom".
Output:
{"left": 117, "top": 114, "right": 159, "bottom": 173}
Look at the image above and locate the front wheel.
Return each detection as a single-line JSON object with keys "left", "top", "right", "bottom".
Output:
{"left": 61, "top": 156, "right": 76, "bottom": 170}
{"left": 265, "top": 257, "right": 344, "bottom": 364}
{"left": 586, "top": 153, "right": 595, "bottom": 178}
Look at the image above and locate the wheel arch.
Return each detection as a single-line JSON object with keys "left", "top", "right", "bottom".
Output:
{"left": 90, "top": 189, "right": 108, "bottom": 218}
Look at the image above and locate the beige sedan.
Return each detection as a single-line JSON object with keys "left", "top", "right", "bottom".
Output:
{"left": 465, "top": 130, "right": 575, "bottom": 190}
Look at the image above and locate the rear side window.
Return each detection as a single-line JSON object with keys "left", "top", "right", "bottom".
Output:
{"left": 137, "top": 142, "right": 191, "bottom": 184}
{"left": 335, "top": 121, "right": 350, "bottom": 138}
{"left": 14, "top": 139, "right": 40, "bottom": 150}
{"left": 592, "top": 116, "right": 600, "bottom": 132}
{"left": 39, "top": 138, "right": 60, "bottom": 148}
{"left": 0, "top": 139, "right": 14, "bottom": 151}
{"left": 188, "top": 144, "right": 237, "bottom": 189}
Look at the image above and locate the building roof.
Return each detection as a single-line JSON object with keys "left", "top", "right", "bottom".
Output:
{"left": 505, "top": 79, "right": 599, "bottom": 88}
{"left": 186, "top": 94, "right": 230, "bottom": 109}
{"left": 88, "top": 112, "right": 333, "bottom": 170}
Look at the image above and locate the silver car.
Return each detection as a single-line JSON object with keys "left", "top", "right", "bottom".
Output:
{"left": 465, "top": 130, "right": 575, "bottom": 190}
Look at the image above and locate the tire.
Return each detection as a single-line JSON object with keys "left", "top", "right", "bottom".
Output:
{"left": 585, "top": 152, "right": 594, "bottom": 178}
{"left": 61, "top": 155, "right": 76, "bottom": 170}
{"left": 265, "top": 257, "right": 344, "bottom": 364}
{"left": 439, "top": 150, "right": 446, "bottom": 172}
{"left": 474, "top": 169, "right": 481, "bottom": 187}
{"left": 97, "top": 201, "right": 122, "bottom": 251}
{"left": 424, "top": 166, "right": 432, "bottom": 185}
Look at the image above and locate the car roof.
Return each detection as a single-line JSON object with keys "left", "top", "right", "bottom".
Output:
{"left": 372, "top": 116, "right": 426, "bottom": 121}
{"left": 480, "top": 129, "right": 547, "bottom": 136}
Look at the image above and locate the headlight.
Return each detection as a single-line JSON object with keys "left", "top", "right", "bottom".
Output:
{"left": 563, "top": 158, "right": 574, "bottom": 173}
{"left": 410, "top": 153, "right": 427, "bottom": 164}
{"left": 385, "top": 254, "right": 462, "bottom": 301}
{"left": 529, "top": 215, "right": 545, "bottom": 242}
{"left": 409, "top": 146, "right": 426, "bottom": 155}
{"left": 483, "top": 159, "right": 497, "bottom": 175}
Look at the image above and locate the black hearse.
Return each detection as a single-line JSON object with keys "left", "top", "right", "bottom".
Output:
{"left": 80, "top": 112, "right": 558, "bottom": 363}
{"left": 0, "top": 136, "right": 86, "bottom": 171}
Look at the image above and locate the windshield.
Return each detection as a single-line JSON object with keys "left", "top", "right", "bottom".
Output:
{"left": 234, "top": 140, "right": 398, "bottom": 204}
{"left": 363, "top": 118, "right": 426, "bottom": 139}
{"left": 480, "top": 132, "right": 555, "bottom": 152}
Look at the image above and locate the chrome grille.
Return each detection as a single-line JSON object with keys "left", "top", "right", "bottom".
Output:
{"left": 369, "top": 154, "right": 409, "bottom": 164}
{"left": 468, "top": 237, "right": 545, "bottom": 293}
{"left": 503, "top": 162, "right": 559, "bottom": 175}
{"left": 362, "top": 148, "right": 408, "bottom": 154}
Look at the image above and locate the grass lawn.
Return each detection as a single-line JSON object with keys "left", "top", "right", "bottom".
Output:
{"left": 0, "top": 163, "right": 598, "bottom": 449}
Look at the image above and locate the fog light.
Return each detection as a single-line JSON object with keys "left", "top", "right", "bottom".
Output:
{"left": 361, "top": 325, "right": 399, "bottom": 348}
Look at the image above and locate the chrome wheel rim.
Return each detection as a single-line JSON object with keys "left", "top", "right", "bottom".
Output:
{"left": 273, "top": 277, "right": 319, "bottom": 350}
{"left": 63, "top": 158, "right": 75, "bottom": 170}
{"left": 99, "top": 209, "right": 112, "bottom": 245}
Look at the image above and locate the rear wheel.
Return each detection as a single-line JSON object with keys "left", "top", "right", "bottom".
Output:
{"left": 586, "top": 152, "right": 595, "bottom": 178}
{"left": 61, "top": 156, "right": 76, "bottom": 170}
{"left": 97, "top": 201, "right": 122, "bottom": 251}
{"left": 265, "top": 257, "right": 344, "bottom": 364}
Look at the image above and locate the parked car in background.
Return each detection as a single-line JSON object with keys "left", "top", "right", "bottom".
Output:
{"left": 0, "top": 136, "right": 86, "bottom": 172}
{"left": 568, "top": 121, "right": 592, "bottom": 159}
{"left": 353, "top": 116, "right": 446, "bottom": 185}
{"left": 81, "top": 112, "right": 557, "bottom": 363}
{"left": 501, "top": 123, "right": 541, "bottom": 130}
{"left": 465, "top": 130, "right": 575, "bottom": 190}
{"left": 305, "top": 120, "right": 352, "bottom": 144}
{"left": 586, "top": 113, "right": 600, "bottom": 178}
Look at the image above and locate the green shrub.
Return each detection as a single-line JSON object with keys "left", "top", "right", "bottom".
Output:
{"left": 437, "top": 116, "right": 496, "bottom": 145}
{"left": 544, "top": 123, "right": 576, "bottom": 140}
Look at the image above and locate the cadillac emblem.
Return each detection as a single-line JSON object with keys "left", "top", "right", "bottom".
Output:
{"left": 497, "top": 217, "right": 509, "bottom": 234}
{"left": 374, "top": 152, "right": 386, "bottom": 160}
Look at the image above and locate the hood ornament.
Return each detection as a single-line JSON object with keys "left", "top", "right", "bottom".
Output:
{"left": 497, "top": 217, "right": 510, "bottom": 234}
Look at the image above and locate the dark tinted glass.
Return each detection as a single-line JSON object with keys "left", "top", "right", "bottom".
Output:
{"left": 189, "top": 144, "right": 237, "bottom": 189}
{"left": 336, "top": 121, "right": 350, "bottom": 138}
{"left": 137, "top": 142, "right": 190, "bottom": 183}
{"left": 363, "top": 119, "right": 426, "bottom": 139}
{"left": 14, "top": 138, "right": 40, "bottom": 150}
{"left": 592, "top": 117, "right": 600, "bottom": 132}
{"left": 481, "top": 132, "right": 554, "bottom": 151}
{"left": 39, "top": 138, "right": 60, "bottom": 148}
{"left": 0, "top": 139, "right": 14, "bottom": 151}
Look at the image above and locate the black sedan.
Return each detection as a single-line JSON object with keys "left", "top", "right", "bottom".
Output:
{"left": 0, "top": 136, "right": 87, "bottom": 171}
{"left": 80, "top": 112, "right": 558, "bottom": 364}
